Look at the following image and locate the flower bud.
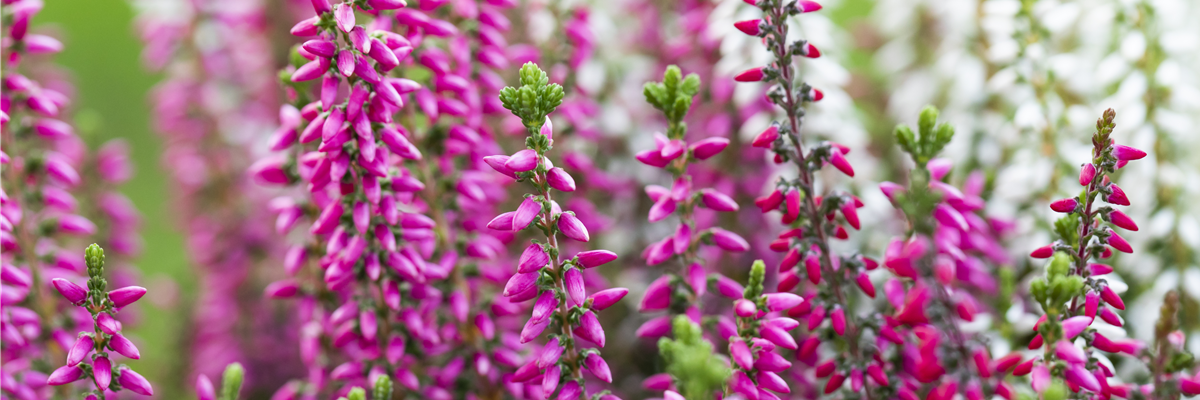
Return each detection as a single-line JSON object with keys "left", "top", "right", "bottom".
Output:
{"left": 733, "top": 19, "right": 763, "bottom": 36}
{"left": 734, "top": 67, "right": 766, "bottom": 82}
{"left": 505, "top": 149, "right": 540, "bottom": 172}
{"left": 51, "top": 278, "right": 87, "bottom": 304}
{"left": 1079, "top": 164, "right": 1096, "bottom": 186}
{"left": 710, "top": 228, "right": 749, "bottom": 252}
{"left": 1108, "top": 210, "right": 1138, "bottom": 231}
{"left": 690, "top": 137, "right": 729, "bottom": 160}
{"left": 109, "top": 286, "right": 147, "bottom": 308}
{"left": 1111, "top": 144, "right": 1146, "bottom": 161}
{"left": 117, "top": 367, "right": 154, "bottom": 396}
{"left": 828, "top": 148, "right": 853, "bottom": 176}
{"left": 1106, "top": 183, "right": 1130, "bottom": 206}
{"left": 547, "top": 167, "right": 576, "bottom": 192}
{"left": 94, "top": 356, "right": 113, "bottom": 390}
{"left": 47, "top": 365, "right": 84, "bottom": 386}
{"left": 589, "top": 288, "right": 628, "bottom": 311}
{"left": 558, "top": 212, "right": 590, "bottom": 242}
{"left": 1049, "top": 198, "right": 1078, "bottom": 213}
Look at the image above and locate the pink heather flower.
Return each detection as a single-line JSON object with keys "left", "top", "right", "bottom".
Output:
{"left": 636, "top": 316, "right": 673, "bottom": 338}
{"left": 576, "top": 250, "right": 618, "bottom": 268}
{"left": 1080, "top": 163, "right": 1096, "bottom": 186}
{"left": 1088, "top": 263, "right": 1114, "bottom": 275}
{"left": 799, "top": 1, "right": 823, "bottom": 13}
{"left": 1108, "top": 230, "right": 1133, "bottom": 253}
{"left": 197, "top": 375, "right": 216, "bottom": 400}
{"left": 67, "top": 335, "right": 94, "bottom": 366}
{"left": 710, "top": 228, "right": 749, "bottom": 252}
{"left": 486, "top": 211, "right": 515, "bottom": 230}
{"left": 109, "top": 333, "right": 140, "bottom": 359}
{"left": 547, "top": 168, "right": 576, "bottom": 192}
{"left": 116, "top": 367, "right": 153, "bottom": 396}
{"left": 57, "top": 214, "right": 97, "bottom": 235}
{"left": 802, "top": 43, "right": 822, "bottom": 59}
{"left": 575, "top": 310, "right": 606, "bottom": 347}
{"left": 109, "top": 286, "right": 148, "bottom": 308}
{"left": 512, "top": 197, "right": 542, "bottom": 231}
{"left": 52, "top": 278, "right": 87, "bottom": 304}
{"left": 734, "top": 67, "right": 766, "bottom": 82}
{"left": 505, "top": 149, "right": 540, "bottom": 172}
{"left": 557, "top": 212, "right": 590, "bottom": 242}
{"left": 1106, "top": 183, "right": 1130, "bottom": 205}
{"left": 1055, "top": 340, "right": 1087, "bottom": 364}
{"left": 765, "top": 293, "right": 804, "bottom": 312}
{"left": 518, "top": 243, "right": 549, "bottom": 273}
{"left": 531, "top": 292, "right": 559, "bottom": 323}
{"left": 690, "top": 137, "right": 729, "bottom": 160}
{"left": 1030, "top": 245, "right": 1055, "bottom": 259}
{"left": 1062, "top": 316, "right": 1092, "bottom": 339}
{"left": 94, "top": 356, "right": 113, "bottom": 390}
{"left": 1101, "top": 286, "right": 1125, "bottom": 310}
{"left": 700, "top": 189, "right": 738, "bottom": 212}
{"left": 734, "top": 19, "right": 763, "bottom": 36}
{"left": 752, "top": 124, "right": 779, "bottom": 148}
{"left": 733, "top": 299, "right": 757, "bottom": 317}
{"left": 47, "top": 365, "right": 85, "bottom": 386}
{"left": 1111, "top": 144, "right": 1146, "bottom": 161}
{"left": 584, "top": 352, "right": 613, "bottom": 383}
{"left": 641, "top": 276, "right": 672, "bottom": 311}
{"left": 1109, "top": 210, "right": 1138, "bottom": 231}
{"left": 828, "top": 148, "right": 854, "bottom": 176}
{"left": 810, "top": 88, "right": 825, "bottom": 101}
{"left": 1050, "top": 198, "right": 1078, "bottom": 213}
{"left": 588, "top": 288, "right": 628, "bottom": 311}
{"left": 855, "top": 273, "right": 875, "bottom": 297}
{"left": 565, "top": 268, "right": 586, "bottom": 306}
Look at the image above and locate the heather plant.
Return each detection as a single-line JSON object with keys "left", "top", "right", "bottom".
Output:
{"left": 47, "top": 244, "right": 152, "bottom": 398}
{"left": 486, "top": 62, "right": 625, "bottom": 400}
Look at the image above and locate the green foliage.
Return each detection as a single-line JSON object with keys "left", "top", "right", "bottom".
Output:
{"left": 658, "top": 316, "right": 731, "bottom": 400}
{"left": 894, "top": 105, "right": 955, "bottom": 165}
{"left": 744, "top": 260, "right": 766, "bottom": 300}
{"left": 499, "top": 63, "right": 564, "bottom": 131}
{"left": 340, "top": 387, "right": 367, "bottom": 400}
{"left": 1052, "top": 214, "right": 1080, "bottom": 247}
{"left": 643, "top": 65, "right": 701, "bottom": 139}
{"left": 1044, "top": 380, "right": 1069, "bottom": 400}
{"left": 85, "top": 243, "right": 105, "bottom": 278}
{"left": 1031, "top": 253, "right": 1083, "bottom": 316}
{"left": 373, "top": 375, "right": 393, "bottom": 400}
{"left": 220, "top": 363, "right": 244, "bottom": 400}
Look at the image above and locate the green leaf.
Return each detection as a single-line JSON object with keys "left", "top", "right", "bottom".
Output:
{"left": 658, "top": 316, "right": 731, "bottom": 400}
{"left": 1047, "top": 252, "right": 1071, "bottom": 278}
{"left": 744, "top": 260, "right": 765, "bottom": 300}
{"left": 681, "top": 74, "right": 701, "bottom": 97}
{"left": 373, "top": 375, "right": 393, "bottom": 400}
{"left": 346, "top": 387, "right": 367, "bottom": 400}
{"left": 220, "top": 363, "right": 244, "bottom": 400}
{"left": 1053, "top": 215, "right": 1080, "bottom": 246}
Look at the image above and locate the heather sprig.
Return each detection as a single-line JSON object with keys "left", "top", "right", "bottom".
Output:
{"left": 47, "top": 244, "right": 152, "bottom": 398}
{"left": 635, "top": 65, "right": 742, "bottom": 335}
{"left": 1020, "top": 109, "right": 1155, "bottom": 397}
{"left": 879, "top": 107, "right": 1019, "bottom": 399}
{"left": 725, "top": 260, "right": 803, "bottom": 400}
{"left": 735, "top": 0, "right": 877, "bottom": 397}
{"left": 486, "top": 62, "right": 624, "bottom": 400}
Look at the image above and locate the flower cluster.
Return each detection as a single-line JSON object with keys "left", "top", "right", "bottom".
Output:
{"left": 47, "top": 244, "right": 152, "bottom": 398}
{"left": 486, "top": 62, "right": 625, "bottom": 400}
{"left": 1019, "top": 109, "right": 1170, "bottom": 397}
{"left": 634, "top": 65, "right": 745, "bottom": 336}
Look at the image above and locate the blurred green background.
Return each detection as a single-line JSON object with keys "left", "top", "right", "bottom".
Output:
{"left": 37, "top": 0, "right": 193, "bottom": 396}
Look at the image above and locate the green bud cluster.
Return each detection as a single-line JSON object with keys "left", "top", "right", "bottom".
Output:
{"left": 221, "top": 363, "right": 245, "bottom": 400}
{"left": 1030, "top": 253, "right": 1083, "bottom": 317}
{"left": 894, "top": 106, "right": 955, "bottom": 166}
{"left": 499, "top": 63, "right": 564, "bottom": 131}
{"left": 657, "top": 316, "right": 730, "bottom": 400}
{"left": 643, "top": 65, "right": 701, "bottom": 139}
